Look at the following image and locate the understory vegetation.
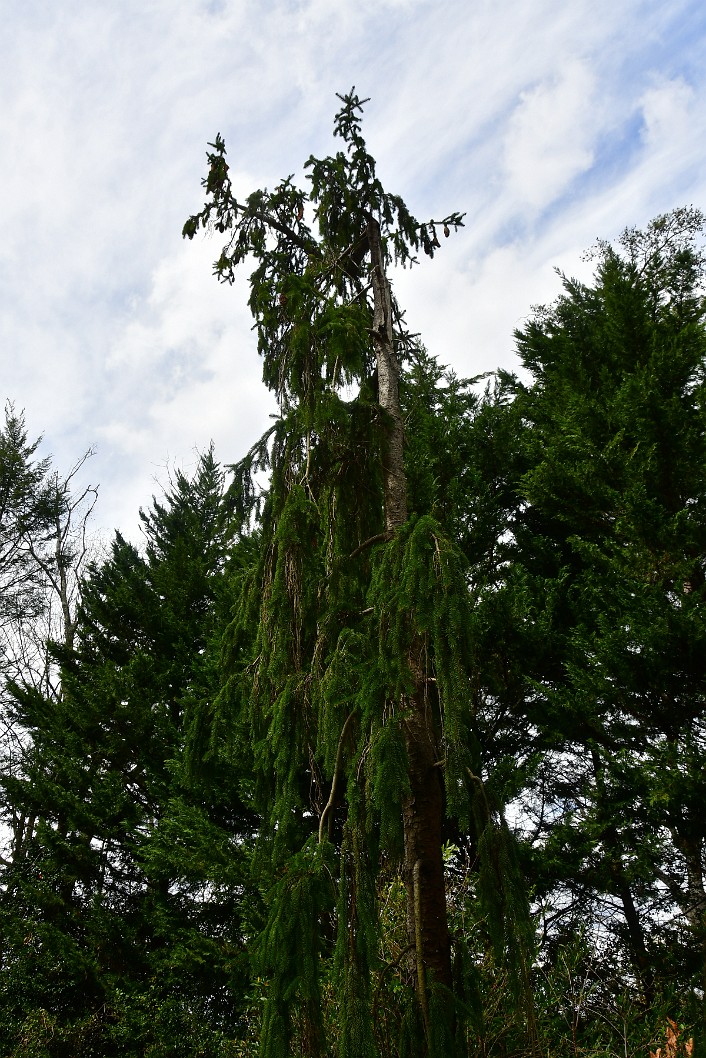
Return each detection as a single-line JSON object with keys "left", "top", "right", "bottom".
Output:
{"left": 1, "top": 94, "right": 704, "bottom": 1057}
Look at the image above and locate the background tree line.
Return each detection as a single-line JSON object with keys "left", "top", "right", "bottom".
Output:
{"left": 0, "top": 94, "right": 704, "bottom": 1057}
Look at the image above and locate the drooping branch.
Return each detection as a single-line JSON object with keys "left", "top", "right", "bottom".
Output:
{"left": 249, "top": 208, "right": 319, "bottom": 257}
{"left": 348, "top": 531, "right": 392, "bottom": 561}
{"left": 318, "top": 710, "right": 356, "bottom": 844}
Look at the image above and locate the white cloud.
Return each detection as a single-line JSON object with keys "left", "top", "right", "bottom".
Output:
{"left": 640, "top": 76, "right": 694, "bottom": 148}
{"left": 1, "top": 0, "right": 705, "bottom": 538}
{"left": 502, "top": 61, "right": 598, "bottom": 212}
{"left": 93, "top": 235, "right": 276, "bottom": 535}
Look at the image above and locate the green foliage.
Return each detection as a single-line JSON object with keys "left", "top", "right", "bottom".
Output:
{"left": 183, "top": 89, "right": 464, "bottom": 420}
{"left": 498, "top": 206, "right": 706, "bottom": 1042}
{"left": 5, "top": 89, "right": 705, "bottom": 1058}
{"left": 368, "top": 516, "right": 474, "bottom": 821}
{"left": 0, "top": 404, "right": 59, "bottom": 647}
{"left": 333, "top": 823, "right": 380, "bottom": 1058}
{"left": 0, "top": 449, "right": 256, "bottom": 1056}
{"left": 183, "top": 91, "right": 486, "bottom": 1057}
{"left": 256, "top": 838, "right": 335, "bottom": 1058}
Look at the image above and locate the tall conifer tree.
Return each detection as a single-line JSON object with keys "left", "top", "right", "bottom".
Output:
{"left": 0, "top": 449, "right": 254, "bottom": 1056}
{"left": 498, "top": 208, "right": 706, "bottom": 1050}
{"left": 184, "top": 92, "right": 494, "bottom": 1056}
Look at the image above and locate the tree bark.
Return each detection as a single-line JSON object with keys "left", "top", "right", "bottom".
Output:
{"left": 402, "top": 694, "right": 453, "bottom": 994}
{"left": 367, "top": 215, "right": 453, "bottom": 1021}
{"left": 367, "top": 216, "right": 407, "bottom": 532}
{"left": 611, "top": 865, "right": 655, "bottom": 1003}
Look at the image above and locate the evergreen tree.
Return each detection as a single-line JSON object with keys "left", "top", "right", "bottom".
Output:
{"left": 0, "top": 408, "right": 97, "bottom": 872}
{"left": 496, "top": 207, "right": 706, "bottom": 1049}
{"left": 0, "top": 404, "right": 52, "bottom": 634}
{"left": 184, "top": 91, "right": 535, "bottom": 1057}
{"left": 0, "top": 448, "right": 256, "bottom": 1056}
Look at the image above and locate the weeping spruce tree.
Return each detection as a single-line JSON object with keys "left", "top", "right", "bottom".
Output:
{"left": 185, "top": 92, "right": 503, "bottom": 1057}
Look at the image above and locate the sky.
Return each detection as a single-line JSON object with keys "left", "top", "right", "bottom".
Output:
{"left": 2, "top": 0, "right": 706, "bottom": 542}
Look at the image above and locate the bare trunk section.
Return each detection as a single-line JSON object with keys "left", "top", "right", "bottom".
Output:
{"left": 367, "top": 215, "right": 453, "bottom": 1026}
{"left": 367, "top": 216, "right": 407, "bottom": 532}
{"left": 402, "top": 696, "right": 454, "bottom": 996}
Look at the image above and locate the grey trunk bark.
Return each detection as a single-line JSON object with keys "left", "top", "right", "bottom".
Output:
{"left": 367, "top": 216, "right": 407, "bottom": 532}
{"left": 367, "top": 216, "right": 453, "bottom": 1027}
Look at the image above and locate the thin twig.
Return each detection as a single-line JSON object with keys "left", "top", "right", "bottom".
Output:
{"left": 318, "top": 710, "right": 356, "bottom": 843}
{"left": 349, "top": 532, "right": 392, "bottom": 560}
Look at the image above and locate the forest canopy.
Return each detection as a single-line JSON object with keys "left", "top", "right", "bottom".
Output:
{"left": 0, "top": 94, "right": 705, "bottom": 1058}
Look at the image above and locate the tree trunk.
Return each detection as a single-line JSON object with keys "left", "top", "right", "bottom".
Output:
{"left": 367, "top": 216, "right": 407, "bottom": 532}
{"left": 402, "top": 694, "right": 453, "bottom": 994}
{"left": 612, "top": 865, "right": 655, "bottom": 1003}
{"left": 367, "top": 215, "right": 453, "bottom": 1027}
